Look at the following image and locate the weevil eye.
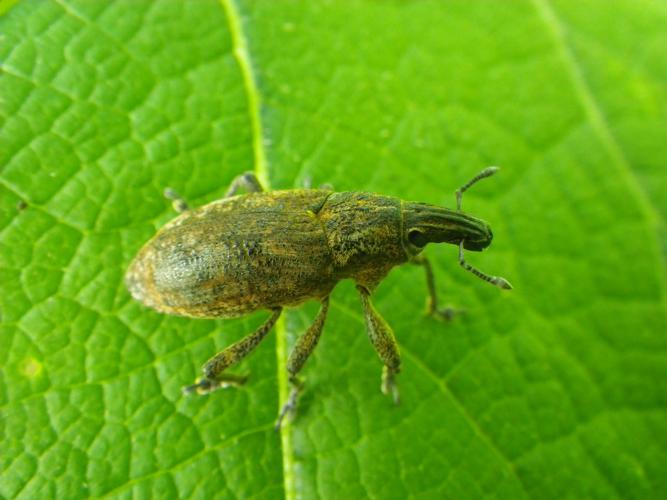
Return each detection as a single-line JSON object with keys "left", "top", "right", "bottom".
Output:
{"left": 408, "top": 229, "right": 428, "bottom": 248}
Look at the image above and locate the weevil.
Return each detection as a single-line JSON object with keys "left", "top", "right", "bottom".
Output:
{"left": 125, "top": 168, "right": 511, "bottom": 429}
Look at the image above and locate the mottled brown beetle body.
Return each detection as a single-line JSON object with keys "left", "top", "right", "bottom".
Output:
{"left": 126, "top": 170, "right": 510, "bottom": 428}
{"left": 126, "top": 190, "right": 494, "bottom": 316}
{"left": 127, "top": 190, "right": 338, "bottom": 317}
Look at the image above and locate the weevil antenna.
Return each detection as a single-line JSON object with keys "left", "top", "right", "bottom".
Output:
{"left": 456, "top": 166, "right": 500, "bottom": 211}
{"left": 458, "top": 241, "right": 512, "bottom": 289}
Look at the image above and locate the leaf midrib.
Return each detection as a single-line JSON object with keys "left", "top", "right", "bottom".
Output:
{"left": 218, "top": 1, "right": 296, "bottom": 499}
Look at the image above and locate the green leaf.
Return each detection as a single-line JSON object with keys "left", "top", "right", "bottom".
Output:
{"left": 2, "top": 0, "right": 666, "bottom": 498}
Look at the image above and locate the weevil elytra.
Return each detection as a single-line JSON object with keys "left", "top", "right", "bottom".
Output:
{"left": 125, "top": 168, "right": 511, "bottom": 428}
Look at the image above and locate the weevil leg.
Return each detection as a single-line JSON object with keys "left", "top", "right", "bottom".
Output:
{"left": 163, "top": 188, "right": 190, "bottom": 213}
{"left": 225, "top": 171, "right": 264, "bottom": 197}
{"left": 357, "top": 285, "right": 401, "bottom": 405}
{"left": 411, "top": 255, "right": 464, "bottom": 321}
{"left": 275, "top": 296, "right": 330, "bottom": 430}
{"left": 183, "top": 307, "right": 282, "bottom": 396}
{"left": 163, "top": 171, "right": 263, "bottom": 213}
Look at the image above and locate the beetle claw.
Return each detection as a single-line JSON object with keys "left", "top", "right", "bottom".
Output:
{"left": 182, "top": 374, "right": 249, "bottom": 396}
{"left": 275, "top": 386, "right": 300, "bottom": 431}
{"left": 381, "top": 367, "right": 401, "bottom": 405}
{"left": 429, "top": 306, "right": 465, "bottom": 322}
{"left": 182, "top": 378, "right": 213, "bottom": 396}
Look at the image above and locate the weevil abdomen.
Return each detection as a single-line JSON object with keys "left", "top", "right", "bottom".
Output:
{"left": 125, "top": 189, "right": 338, "bottom": 318}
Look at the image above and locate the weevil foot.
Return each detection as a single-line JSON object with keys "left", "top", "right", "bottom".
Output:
{"left": 224, "top": 171, "right": 264, "bottom": 197}
{"left": 274, "top": 387, "right": 299, "bottom": 430}
{"left": 164, "top": 188, "right": 189, "bottom": 213}
{"left": 274, "top": 377, "right": 304, "bottom": 430}
{"left": 428, "top": 305, "right": 466, "bottom": 322}
{"left": 182, "top": 373, "right": 249, "bottom": 396}
{"left": 381, "top": 366, "right": 401, "bottom": 406}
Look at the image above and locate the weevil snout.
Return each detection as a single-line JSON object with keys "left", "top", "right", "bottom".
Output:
{"left": 403, "top": 203, "right": 492, "bottom": 253}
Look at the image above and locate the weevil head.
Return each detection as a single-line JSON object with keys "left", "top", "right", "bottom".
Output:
{"left": 401, "top": 201, "right": 493, "bottom": 256}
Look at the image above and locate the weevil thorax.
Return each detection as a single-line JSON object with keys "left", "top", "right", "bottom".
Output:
{"left": 401, "top": 201, "right": 493, "bottom": 256}
{"left": 319, "top": 192, "right": 407, "bottom": 289}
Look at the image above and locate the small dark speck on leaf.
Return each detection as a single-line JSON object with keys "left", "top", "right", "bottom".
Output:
{"left": 17, "top": 200, "right": 28, "bottom": 211}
